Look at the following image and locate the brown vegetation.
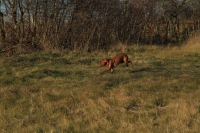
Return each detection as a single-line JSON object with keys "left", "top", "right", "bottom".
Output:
{"left": 0, "top": 0, "right": 200, "bottom": 54}
{"left": 0, "top": 41, "right": 200, "bottom": 132}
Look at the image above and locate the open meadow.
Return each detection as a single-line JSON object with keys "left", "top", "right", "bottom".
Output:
{"left": 0, "top": 40, "right": 200, "bottom": 132}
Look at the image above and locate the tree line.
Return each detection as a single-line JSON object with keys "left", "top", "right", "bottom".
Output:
{"left": 0, "top": 0, "right": 200, "bottom": 53}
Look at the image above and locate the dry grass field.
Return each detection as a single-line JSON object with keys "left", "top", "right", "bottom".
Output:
{"left": 0, "top": 38, "right": 200, "bottom": 132}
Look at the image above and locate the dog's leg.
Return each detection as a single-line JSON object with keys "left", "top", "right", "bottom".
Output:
{"left": 110, "top": 68, "right": 114, "bottom": 73}
{"left": 100, "top": 63, "right": 114, "bottom": 74}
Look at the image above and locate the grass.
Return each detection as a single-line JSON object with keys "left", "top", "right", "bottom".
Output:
{"left": 0, "top": 41, "right": 200, "bottom": 132}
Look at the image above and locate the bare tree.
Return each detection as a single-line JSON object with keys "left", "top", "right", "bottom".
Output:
{"left": 1, "top": 0, "right": 200, "bottom": 54}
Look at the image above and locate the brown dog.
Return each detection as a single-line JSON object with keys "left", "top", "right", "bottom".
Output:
{"left": 100, "top": 53, "right": 133, "bottom": 74}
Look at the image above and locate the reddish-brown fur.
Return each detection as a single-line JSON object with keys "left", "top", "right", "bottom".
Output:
{"left": 100, "top": 53, "right": 133, "bottom": 74}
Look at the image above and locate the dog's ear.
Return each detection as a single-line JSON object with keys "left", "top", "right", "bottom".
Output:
{"left": 100, "top": 59, "right": 108, "bottom": 67}
{"left": 102, "top": 59, "right": 108, "bottom": 63}
{"left": 102, "top": 58, "right": 106, "bottom": 61}
{"left": 105, "top": 59, "right": 109, "bottom": 65}
{"left": 105, "top": 59, "right": 110, "bottom": 62}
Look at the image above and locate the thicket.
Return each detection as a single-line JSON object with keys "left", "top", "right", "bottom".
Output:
{"left": 0, "top": 0, "right": 200, "bottom": 53}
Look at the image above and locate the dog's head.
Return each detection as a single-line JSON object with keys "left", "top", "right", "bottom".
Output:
{"left": 100, "top": 59, "right": 109, "bottom": 67}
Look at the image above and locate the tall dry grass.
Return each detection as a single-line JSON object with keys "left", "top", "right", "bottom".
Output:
{"left": 0, "top": 39, "right": 200, "bottom": 132}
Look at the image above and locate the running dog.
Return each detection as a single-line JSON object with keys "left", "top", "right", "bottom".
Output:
{"left": 100, "top": 53, "right": 133, "bottom": 74}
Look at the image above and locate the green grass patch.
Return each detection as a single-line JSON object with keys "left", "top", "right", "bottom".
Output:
{"left": 0, "top": 45, "right": 200, "bottom": 132}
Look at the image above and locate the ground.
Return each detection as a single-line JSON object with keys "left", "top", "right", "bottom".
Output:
{"left": 0, "top": 41, "right": 200, "bottom": 132}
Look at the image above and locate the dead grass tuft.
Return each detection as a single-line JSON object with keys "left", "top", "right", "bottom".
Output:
{"left": 0, "top": 41, "right": 200, "bottom": 132}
